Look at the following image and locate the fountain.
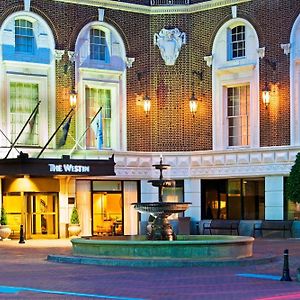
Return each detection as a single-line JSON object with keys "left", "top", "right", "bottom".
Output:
{"left": 133, "top": 157, "right": 190, "bottom": 241}
{"left": 68, "top": 157, "right": 255, "bottom": 266}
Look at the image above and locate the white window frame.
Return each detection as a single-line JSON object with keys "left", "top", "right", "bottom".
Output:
{"left": 212, "top": 18, "right": 260, "bottom": 150}
{"left": 0, "top": 11, "right": 56, "bottom": 151}
{"left": 226, "top": 84, "right": 250, "bottom": 147}
{"left": 15, "top": 18, "right": 35, "bottom": 54}
{"left": 75, "top": 21, "right": 127, "bottom": 152}
{"left": 290, "top": 13, "right": 300, "bottom": 145}
{"left": 228, "top": 24, "right": 246, "bottom": 60}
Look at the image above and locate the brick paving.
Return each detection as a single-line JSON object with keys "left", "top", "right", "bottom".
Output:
{"left": 0, "top": 238, "right": 299, "bottom": 299}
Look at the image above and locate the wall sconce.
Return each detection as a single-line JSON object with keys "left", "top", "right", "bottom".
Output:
{"left": 69, "top": 89, "right": 77, "bottom": 108}
{"left": 262, "top": 58, "right": 276, "bottom": 109}
{"left": 189, "top": 92, "right": 198, "bottom": 117}
{"left": 143, "top": 94, "right": 151, "bottom": 115}
{"left": 137, "top": 71, "right": 151, "bottom": 115}
{"left": 189, "top": 70, "right": 203, "bottom": 117}
{"left": 262, "top": 83, "right": 270, "bottom": 109}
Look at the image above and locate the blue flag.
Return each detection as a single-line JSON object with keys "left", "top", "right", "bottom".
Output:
{"left": 58, "top": 116, "right": 72, "bottom": 147}
{"left": 96, "top": 110, "right": 103, "bottom": 150}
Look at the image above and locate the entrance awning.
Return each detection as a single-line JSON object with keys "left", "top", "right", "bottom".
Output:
{"left": 0, "top": 153, "right": 116, "bottom": 177}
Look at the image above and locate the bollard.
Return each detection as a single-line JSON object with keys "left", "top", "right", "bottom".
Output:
{"left": 19, "top": 224, "right": 25, "bottom": 244}
{"left": 280, "top": 249, "right": 292, "bottom": 281}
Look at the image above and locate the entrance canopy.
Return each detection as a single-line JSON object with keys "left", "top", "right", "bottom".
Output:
{"left": 0, "top": 152, "right": 115, "bottom": 177}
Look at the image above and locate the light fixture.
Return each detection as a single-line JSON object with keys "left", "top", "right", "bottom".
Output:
{"left": 262, "top": 58, "right": 277, "bottom": 109}
{"left": 137, "top": 71, "right": 151, "bottom": 115}
{"left": 262, "top": 82, "right": 270, "bottom": 109}
{"left": 189, "top": 70, "right": 203, "bottom": 117}
{"left": 69, "top": 89, "right": 77, "bottom": 108}
{"left": 189, "top": 91, "right": 198, "bottom": 117}
{"left": 143, "top": 94, "right": 151, "bottom": 115}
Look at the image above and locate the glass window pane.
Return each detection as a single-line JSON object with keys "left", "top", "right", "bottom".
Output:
{"left": 15, "top": 19, "right": 34, "bottom": 53}
{"left": 86, "top": 87, "right": 111, "bottom": 149}
{"left": 10, "top": 82, "right": 39, "bottom": 146}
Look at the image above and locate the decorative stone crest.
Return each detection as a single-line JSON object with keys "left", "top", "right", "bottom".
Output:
{"left": 154, "top": 28, "right": 186, "bottom": 66}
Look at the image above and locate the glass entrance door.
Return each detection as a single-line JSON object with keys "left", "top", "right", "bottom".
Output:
{"left": 28, "top": 193, "right": 58, "bottom": 239}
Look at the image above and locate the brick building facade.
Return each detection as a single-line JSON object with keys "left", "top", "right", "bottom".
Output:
{"left": 0, "top": 0, "right": 300, "bottom": 239}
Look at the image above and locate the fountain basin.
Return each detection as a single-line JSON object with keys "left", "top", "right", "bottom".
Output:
{"left": 133, "top": 202, "right": 190, "bottom": 216}
{"left": 71, "top": 235, "right": 254, "bottom": 260}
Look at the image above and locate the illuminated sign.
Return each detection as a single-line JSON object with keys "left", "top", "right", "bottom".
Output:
{"left": 48, "top": 164, "right": 90, "bottom": 173}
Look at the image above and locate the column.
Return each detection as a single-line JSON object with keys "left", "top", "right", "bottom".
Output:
{"left": 265, "top": 176, "right": 284, "bottom": 220}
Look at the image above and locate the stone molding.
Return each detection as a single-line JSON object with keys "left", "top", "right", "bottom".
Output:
{"left": 54, "top": 0, "right": 252, "bottom": 15}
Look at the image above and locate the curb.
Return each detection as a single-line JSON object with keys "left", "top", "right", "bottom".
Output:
{"left": 47, "top": 254, "right": 279, "bottom": 268}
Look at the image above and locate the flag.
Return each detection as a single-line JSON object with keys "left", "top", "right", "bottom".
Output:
{"left": 28, "top": 106, "right": 39, "bottom": 134}
{"left": 58, "top": 115, "right": 72, "bottom": 147}
{"left": 96, "top": 110, "right": 103, "bottom": 150}
{"left": 91, "top": 110, "right": 103, "bottom": 150}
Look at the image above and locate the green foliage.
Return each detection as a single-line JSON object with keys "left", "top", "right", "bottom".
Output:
{"left": 70, "top": 206, "right": 80, "bottom": 224}
{"left": 0, "top": 207, "right": 8, "bottom": 225}
{"left": 286, "top": 152, "right": 300, "bottom": 203}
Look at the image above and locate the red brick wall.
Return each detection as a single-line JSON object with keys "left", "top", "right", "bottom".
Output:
{"left": 1, "top": 0, "right": 300, "bottom": 151}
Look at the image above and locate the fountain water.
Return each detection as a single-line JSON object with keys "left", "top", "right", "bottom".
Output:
{"left": 133, "top": 157, "right": 190, "bottom": 240}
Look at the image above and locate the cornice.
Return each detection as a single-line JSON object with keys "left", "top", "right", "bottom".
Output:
{"left": 54, "top": 0, "right": 252, "bottom": 15}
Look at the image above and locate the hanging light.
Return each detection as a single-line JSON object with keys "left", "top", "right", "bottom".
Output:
{"left": 143, "top": 94, "right": 151, "bottom": 115}
{"left": 262, "top": 83, "right": 270, "bottom": 109}
{"left": 189, "top": 92, "right": 198, "bottom": 117}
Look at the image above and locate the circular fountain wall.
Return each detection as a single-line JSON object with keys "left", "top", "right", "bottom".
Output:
{"left": 71, "top": 235, "right": 254, "bottom": 260}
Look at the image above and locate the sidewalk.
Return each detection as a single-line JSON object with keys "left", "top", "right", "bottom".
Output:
{"left": 0, "top": 238, "right": 299, "bottom": 299}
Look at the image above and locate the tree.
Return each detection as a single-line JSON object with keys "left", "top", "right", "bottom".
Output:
{"left": 70, "top": 206, "right": 80, "bottom": 225}
{"left": 0, "top": 207, "right": 8, "bottom": 225}
{"left": 286, "top": 152, "right": 300, "bottom": 203}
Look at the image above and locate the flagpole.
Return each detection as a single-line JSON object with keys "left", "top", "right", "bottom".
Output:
{"left": 0, "top": 128, "right": 20, "bottom": 154}
{"left": 37, "top": 108, "right": 74, "bottom": 159}
{"left": 69, "top": 106, "right": 103, "bottom": 156}
{"left": 5, "top": 100, "right": 41, "bottom": 159}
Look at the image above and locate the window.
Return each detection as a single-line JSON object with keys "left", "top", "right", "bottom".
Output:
{"left": 10, "top": 82, "right": 39, "bottom": 145}
{"left": 228, "top": 25, "right": 245, "bottom": 60}
{"left": 227, "top": 85, "right": 250, "bottom": 146}
{"left": 90, "top": 29, "right": 106, "bottom": 61}
{"left": 86, "top": 87, "right": 111, "bottom": 149}
{"left": 15, "top": 19, "right": 34, "bottom": 53}
{"left": 202, "top": 179, "right": 265, "bottom": 220}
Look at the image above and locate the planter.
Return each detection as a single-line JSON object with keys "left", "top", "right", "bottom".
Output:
{"left": 68, "top": 224, "right": 81, "bottom": 238}
{"left": 0, "top": 225, "right": 11, "bottom": 240}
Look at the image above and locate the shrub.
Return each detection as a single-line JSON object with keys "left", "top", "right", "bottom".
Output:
{"left": 0, "top": 207, "right": 8, "bottom": 225}
{"left": 286, "top": 152, "right": 300, "bottom": 203}
{"left": 70, "top": 206, "right": 80, "bottom": 224}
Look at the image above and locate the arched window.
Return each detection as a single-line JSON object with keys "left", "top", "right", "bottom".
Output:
{"left": 0, "top": 11, "right": 56, "bottom": 149}
{"left": 75, "top": 21, "right": 127, "bottom": 151}
{"left": 290, "top": 14, "right": 300, "bottom": 145}
{"left": 90, "top": 29, "right": 106, "bottom": 61}
{"left": 15, "top": 19, "right": 34, "bottom": 53}
{"left": 212, "top": 18, "right": 260, "bottom": 150}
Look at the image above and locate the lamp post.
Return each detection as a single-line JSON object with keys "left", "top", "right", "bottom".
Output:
{"left": 37, "top": 89, "right": 77, "bottom": 158}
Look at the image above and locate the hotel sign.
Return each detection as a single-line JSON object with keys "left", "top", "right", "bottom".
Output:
{"left": 48, "top": 163, "right": 90, "bottom": 173}
{"left": 0, "top": 154, "right": 115, "bottom": 176}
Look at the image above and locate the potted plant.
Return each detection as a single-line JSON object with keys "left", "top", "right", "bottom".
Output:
{"left": 68, "top": 206, "right": 81, "bottom": 238}
{"left": 0, "top": 207, "right": 11, "bottom": 240}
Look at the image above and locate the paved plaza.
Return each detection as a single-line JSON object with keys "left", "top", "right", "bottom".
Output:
{"left": 0, "top": 238, "right": 300, "bottom": 299}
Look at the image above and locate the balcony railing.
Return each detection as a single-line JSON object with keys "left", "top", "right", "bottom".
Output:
{"left": 150, "top": 0, "right": 190, "bottom": 5}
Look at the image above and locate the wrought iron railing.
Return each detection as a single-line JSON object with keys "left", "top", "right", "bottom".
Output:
{"left": 150, "top": 0, "right": 190, "bottom": 5}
